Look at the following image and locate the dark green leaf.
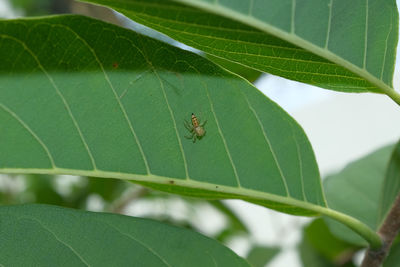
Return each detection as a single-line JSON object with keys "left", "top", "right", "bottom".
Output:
{"left": 206, "top": 54, "right": 262, "bottom": 83}
{"left": 0, "top": 204, "right": 249, "bottom": 266}
{"left": 82, "top": 0, "right": 399, "bottom": 95}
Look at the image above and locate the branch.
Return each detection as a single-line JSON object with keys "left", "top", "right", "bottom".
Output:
{"left": 361, "top": 193, "right": 400, "bottom": 266}
{"left": 108, "top": 186, "right": 149, "bottom": 214}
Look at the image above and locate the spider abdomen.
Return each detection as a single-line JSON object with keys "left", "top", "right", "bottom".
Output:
{"left": 194, "top": 126, "right": 205, "bottom": 137}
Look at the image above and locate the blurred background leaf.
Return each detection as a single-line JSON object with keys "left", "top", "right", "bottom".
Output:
{"left": 246, "top": 245, "right": 280, "bottom": 267}
{"left": 11, "top": 0, "right": 70, "bottom": 16}
{"left": 323, "top": 144, "right": 395, "bottom": 245}
{"left": 305, "top": 219, "right": 358, "bottom": 265}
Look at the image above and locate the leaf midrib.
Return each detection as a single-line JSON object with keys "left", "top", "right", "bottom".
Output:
{"left": 171, "top": 0, "right": 394, "bottom": 93}
{"left": 0, "top": 166, "right": 319, "bottom": 208}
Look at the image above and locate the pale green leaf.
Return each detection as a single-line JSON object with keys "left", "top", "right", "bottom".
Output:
{"left": 378, "top": 140, "right": 400, "bottom": 222}
{"left": 324, "top": 145, "right": 394, "bottom": 246}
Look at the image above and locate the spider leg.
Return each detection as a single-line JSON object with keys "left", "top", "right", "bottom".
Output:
{"left": 192, "top": 135, "right": 197, "bottom": 143}
{"left": 200, "top": 120, "right": 207, "bottom": 127}
{"left": 185, "top": 132, "right": 195, "bottom": 139}
{"left": 184, "top": 120, "right": 192, "bottom": 131}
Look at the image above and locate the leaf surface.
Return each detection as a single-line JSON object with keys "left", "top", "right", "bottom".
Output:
{"left": 0, "top": 15, "right": 327, "bottom": 216}
{"left": 82, "top": 0, "right": 399, "bottom": 94}
{"left": 0, "top": 204, "right": 249, "bottom": 266}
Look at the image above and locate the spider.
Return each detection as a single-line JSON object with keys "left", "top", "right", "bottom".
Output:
{"left": 184, "top": 113, "right": 207, "bottom": 143}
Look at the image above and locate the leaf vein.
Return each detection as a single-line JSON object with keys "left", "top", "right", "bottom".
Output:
{"left": 290, "top": 124, "right": 307, "bottom": 202}
{"left": 241, "top": 94, "right": 290, "bottom": 197}
{"left": 154, "top": 71, "right": 190, "bottom": 179}
{"left": 100, "top": 220, "right": 172, "bottom": 267}
{"left": 194, "top": 73, "right": 242, "bottom": 187}
{"left": 60, "top": 26, "right": 151, "bottom": 173}
{"left": 21, "top": 217, "right": 90, "bottom": 266}
{"left": 0, "top": 103, "right": 56, "bottom": 168}
{"left": 0, "top": 33, "right": 97, "bottom": 170}
{"left": 325, "top": 0, "right": 333, "bottom": 49}
{"left": 380, "top": 9, "right": 393, "bottom": 80}
{"left": 363, "top": 0, "right": 369, "bottom": 69}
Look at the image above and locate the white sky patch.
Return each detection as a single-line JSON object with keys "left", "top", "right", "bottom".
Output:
{"left": 0, "top": 0, "right": 22, "bottom": 18}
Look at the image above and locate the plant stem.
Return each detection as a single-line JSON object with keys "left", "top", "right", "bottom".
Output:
{"left": 317, "top": 207, "right": 382, "bottom": 249}
{"left": 361, "top": 192, "right": 400, "bottom": 267}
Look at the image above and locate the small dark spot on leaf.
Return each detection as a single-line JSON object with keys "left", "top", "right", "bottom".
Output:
{"left": 215, "top": 186, "right": 219, "bottom": 189}
{"left": 112, "top": 62, "right": 119, "bottom": 68}
{"left": 169, "top": 180, "right": 174, "bottom": 185}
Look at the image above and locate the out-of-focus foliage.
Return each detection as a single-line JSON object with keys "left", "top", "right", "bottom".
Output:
{"left": 246, "top": 246, "right": 280, "bottom": 267}
{"left": 10, "top": 0, "right": 71, "bottom": 16}
{"left": 0, "top": 174, "right": 128, "bottom": 210}
{"left": 299, "top": 219, "right": 357, "bottom": 267}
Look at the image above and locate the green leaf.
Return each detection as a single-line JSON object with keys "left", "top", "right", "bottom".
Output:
{"left": 323, "top": 144, "right": 394, "bottom": 246}
{"left": 0, "top": 204, "right": 249, "bottom": 266}
{"left": 0, "top": 15, "right": 325, "bottom": 214}
{"left": 0, "top": 15, "right": 382, "bottom": 247}
{"left": 246, "top": 246, "right": 280, "bottom": 267}
{"left": 81, "top": 0, "right": 399, "bottom": 96}
{"left": 379, "top": 140, "right": 400, "bottom": 223}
